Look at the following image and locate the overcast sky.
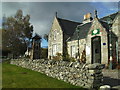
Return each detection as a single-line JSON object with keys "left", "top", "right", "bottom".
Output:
{"left": 1, "top": 2, "right": 119, "bottom": 47}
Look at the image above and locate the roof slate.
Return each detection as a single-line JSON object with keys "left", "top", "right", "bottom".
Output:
{"left": 100, "top": 12, "right": 118, "bottom": 22}
{"left": 56, "top": 12, "right": 118, "bottom": 41}
{"left": 99, "top": 20, "right": 109, "bottom": 32}
{"left": 57, "top": 17, "right": 81, "bottom": 36}
{"left": 69, "top": 22, "right": 92, "bottom": 41}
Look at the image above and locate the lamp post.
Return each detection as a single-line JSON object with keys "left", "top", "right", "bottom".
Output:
{"left": 76, "top": 26, "right": 80, "bottom": 62}
{"left": 107, "top": 17, "right": 113, "bottom": 69}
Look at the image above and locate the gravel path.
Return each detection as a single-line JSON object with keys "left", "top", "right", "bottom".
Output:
{"left": 102, "top": 69, "right": 120, "bottom": 79}
{"left": 102, "top": 69, "right": 120, "bottom": 87}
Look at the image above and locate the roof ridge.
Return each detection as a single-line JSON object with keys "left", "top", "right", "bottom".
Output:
{"left": 56, "top": 17, "right": 81, "bottom": 36}
{"left": 57, "top": 17, "right": 81, "bottom": 24}
{"left": 77, "top": 22, "right": 91, "bottom": 27}
{"left": 100, "top": 12, "right": 118, "bottom": 19}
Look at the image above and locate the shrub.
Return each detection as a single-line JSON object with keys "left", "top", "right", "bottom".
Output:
{"left": 52, "top": 53, "right": 62, "bottom": 60}
{"left": 62, "top": 54, "right": 70, "bottom": 61}
{"left": 62, "top": 53, "right": 76, "bottom": 62}
{"left": 52, "top": 51, "right": 76, "bottom": 62}
{"left": 80, "top": 49, "right": 86, "bottom": 63}
{"left": 41, "top": 48, "right": 48, "bottom": 59}
{"left": 116, "top": 63, "right": 120, "bottom": 69}
{"left": 69, "top": 57, "right": 76, "bottom": 62}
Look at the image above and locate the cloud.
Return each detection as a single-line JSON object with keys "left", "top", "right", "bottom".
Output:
{"left": 0, "top": 19, "right": 2, "bottom": 28}
{"left": 1, "top": 2, "right": 95, "bottom": 35}
{"left": 90, "top": 2, "right": 118, "bottom": 18}
{"left": 1, "top": 2, "right": 118, "bottom": 47}
{"left": 0, "top": 2, "right": 2, "bottom": 28}
{"left": 110, "top": 8, "right": 118, "bottom": 11}
{"left": 2, "top": 0, "right": 120, "bottom": 2}
{"left": 1, "top": 2, "right": 118, "bottom": 37}
{"left": 101, "top": 2, "right": 118, "bottom": 11}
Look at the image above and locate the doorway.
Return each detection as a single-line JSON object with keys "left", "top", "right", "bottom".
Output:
{"left": 91, "top": 36, "right": 101, "bottom": 64}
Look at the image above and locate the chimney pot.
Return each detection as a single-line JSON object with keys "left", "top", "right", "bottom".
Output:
{"left": 83, "top": 13, "right": 93, "bottom": 24}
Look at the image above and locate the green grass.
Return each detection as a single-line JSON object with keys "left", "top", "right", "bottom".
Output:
{"left": 2, "top": 61, "right": 84, "bottom": 88}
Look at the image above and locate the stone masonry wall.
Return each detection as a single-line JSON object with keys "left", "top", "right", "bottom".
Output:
{"left": 48, "top": 17, "right": 63, "bottom": 59}
{"left": 10, "top": 59, "right": 105, "bottom": 89}
{"left": 67, "top": 39, "right": 86, "bottom": 59}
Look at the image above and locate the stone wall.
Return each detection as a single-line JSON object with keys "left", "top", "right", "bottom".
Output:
{"left": 112, "top": 13, "right": 120, "bottom": 63}
{"left": 10, "top": 59, "right": 105, "bottom": 89}
{"left": 67, "top": 39, "right": 86, "bottom": 59}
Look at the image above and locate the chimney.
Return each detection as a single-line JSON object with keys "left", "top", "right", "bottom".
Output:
{"left": 83, "top": 13, "right": 93, "bottom": 24}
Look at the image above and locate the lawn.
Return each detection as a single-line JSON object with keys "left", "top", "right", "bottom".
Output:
{"left": 2, "top": 61, "right": 84, "bottom": 88}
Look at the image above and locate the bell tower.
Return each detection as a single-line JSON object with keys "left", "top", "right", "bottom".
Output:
{"left": 31, "top": 34, "right": 41, "bottom": 59}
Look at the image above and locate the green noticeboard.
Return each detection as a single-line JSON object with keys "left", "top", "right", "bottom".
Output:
{"left": 92, "top": 29, "right": 100, "bottom": 35}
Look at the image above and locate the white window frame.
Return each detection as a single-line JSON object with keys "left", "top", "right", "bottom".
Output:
{"left": 53, "top": 30, "right": 57, "bottom": 40}
{"left": 71, "top": 45, "right": 76, "bottom": 58}
{"left": 52, "top": 44, "right": 57, "bottom": 56}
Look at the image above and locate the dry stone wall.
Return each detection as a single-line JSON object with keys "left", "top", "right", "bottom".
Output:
{"left": 10, "top": 59, "right": 105, "bottom": 89}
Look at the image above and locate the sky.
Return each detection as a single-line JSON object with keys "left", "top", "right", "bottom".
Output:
{"left": 1, "top": 1, "right": 119, "bottom": 47}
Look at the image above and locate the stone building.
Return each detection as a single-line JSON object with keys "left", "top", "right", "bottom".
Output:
{"left": 48, "top": 10, "right": 120, "bottom": 66}
{"left": 48, "top": 13, "right": 81, "bottom": 59}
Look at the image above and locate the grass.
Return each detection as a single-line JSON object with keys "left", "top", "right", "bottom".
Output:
{"left": 2, "top": 61, "right": 84, "bottom": 88}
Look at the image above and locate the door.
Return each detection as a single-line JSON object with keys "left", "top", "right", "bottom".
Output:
{"left": 91, "top": 36, "right": 101, "bottom": 64}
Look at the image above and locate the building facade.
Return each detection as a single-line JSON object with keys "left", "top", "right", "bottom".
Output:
{"left": 48, "top": 14, "right": 80, "bottom": 59}
{"left": 48, "top": 10, "right": 120, "bottom": 66}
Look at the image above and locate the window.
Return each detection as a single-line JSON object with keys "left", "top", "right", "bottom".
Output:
{"left": 58, "top": 44, "right": 61, "bottom": 52}
{"left": 52, "top": 44, "right": 57, "bottom": 56}
{"left": 71, "top": 45, "right": 76, "bottom": 58}
{"left": 53, "top": 30, "right": 57, "bottom": 40}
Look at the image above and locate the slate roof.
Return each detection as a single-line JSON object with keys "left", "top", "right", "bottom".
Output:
{"left": 100, "top": 12, "right": 118, "bottom": 22}
{"left": 57, "top": 17, "right": 81, "bottom": 36}
{"left": 69, "top": 12, "right": 118, "bottom": 41}
{"left": 99, "top": 12, "right": 118, "bottom": 32}
{"left": 69, "top": 20, "right": 111, "bottom": 41}
{"left": 56, "top": 12, "right": 118, "bottom": 41}
{"left": 99, "top": 20, "right": 109, "bottom": 32}
{"left": 69, "top": 22, "right": 92, "bottom": 41}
